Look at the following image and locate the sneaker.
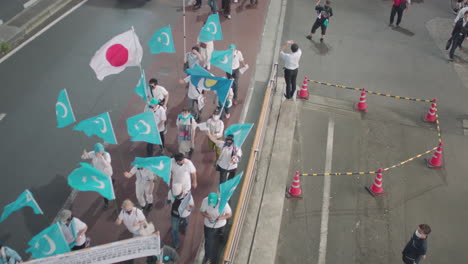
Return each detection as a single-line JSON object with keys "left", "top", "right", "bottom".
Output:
{"left": 388, "top": 23, "right": 393, "bottom": 27}
{"left": 306, "top": 35, "right": 312, "bottom": 40}
{"left": 320, "top": 38, "right": 323, "bottom": 43}
{"left": 227, "top": 15, "right": 231, "bottom": 19}
{"left": 225, "top": 113, "right": 231, "bottom": 119}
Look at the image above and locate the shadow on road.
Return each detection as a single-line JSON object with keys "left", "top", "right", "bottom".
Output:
{"left": 392, "top": 26, "right": 415, "bottom": 36}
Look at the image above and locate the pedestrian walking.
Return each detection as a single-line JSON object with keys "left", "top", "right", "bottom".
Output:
{"left": 57, "top": 209, "right": 88, "bottom": 251}
{"left": 167, "top": 183, "right": 194, "bottom": 249}
{"left": 148, "top": 78, "right": 169, "bottom": 110}
{"left": 0, "top": 242, "right": 22, "bottom": 264}
{"left": 455, "top": 0, "right": 468, "bottom": 12}
{"left": 402, "top": 224, "right": 431, "bottom": 264}
{"left": 206, "top": 134, "right": 242, "bottom": 183}
{"left": 389, "top": 0, "right": 410, "bottom": 27}
{"left": 208, "top": 0, "right": 217, "bottom": 14}
{"left": 199, "top": 38, "right": 214, "bottom": 70}
{"left": 81, "top": 143, "right": 114, "bottom": 209}
{"left": 222, "top": 0, "right": 232, "bottom": 19}
{"left": 193, "top": 0, "right": 202, "bottom": 9}
{"left": 280, "top": 40, "right": 302, "bottom": 99}
{"left": 446, "top": 11, "right": 468, "bottom": 60}
{"left": 176, "top": 109, "right": 197, "bottom": 158}
{"left": 170, "top": 153, "right": 198, "bottom": 194}
{"left": 145, "top": 98, "right": 167, "bottom": 156}
{"left": 216, "top": 86, "right": 234, "bottom": 120}
{"left": 179, "top": 75, "right": 207, "bottom": 122}
{"left": 200, "top": 193, "right": 232, "bottom": 264}
{"left": 124, "top": 166, "right": 156, "bottom": 212}
{"left": 184, "top": 46, "right": 203, "bottom": 70}
{"left": 306, "top": 0, "right": 333, "bottom": 42}
{"left": 146, "top": 242, "right": 180, "bottom": 264}
{"left": 115, "top": 199, "right": 147, "bottom": 237}
{"left": 206, "top": 109, "right": 225, "bottom": 162}
{"left": 226, "top": 44, "right": 246, "bottom": 105}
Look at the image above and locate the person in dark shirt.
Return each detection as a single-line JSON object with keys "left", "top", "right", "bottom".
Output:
{"left": 389, "top": 0, "right": 410, "bottom": 27}
{"left": 402, "top": 224, "right": 431, "bottom": 264}
{"left": 306, "top": 0, "right": 333, "bottom": 43}
{"left": 446, "top": 11, "right": 468, "bottom": 60}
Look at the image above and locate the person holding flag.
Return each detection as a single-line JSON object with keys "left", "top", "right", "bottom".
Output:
{"left": 226, "top": 44, "right": 246, "bottom": 105}
{"left": 148, "top": 78, "right": 169, "bottom": 110}
{"left": 170, "top": 153, "right": 198, "bottom": 194}
{"left": 206, "top": 109, "right": 225, "bottom": 162}
{"left": 124, "top": 165, "right": 156, "bottom": 212}
{"left": 0, "top": 242, "right": 22, "bottom": 264}
{"left": 179, "top": 73, "right": 207, "bottom": 122}
{"left": 115, "top": 199, "right": 147, "bottom": 237}
{"left": 184, "top": 46, "right": 203, "bottom": 70}
{"left": 206, "top": 134, "right": 242, "bottom": 183}
{"left": 200, "top": 193, "right": 232, "bottom": 264}
{"left": 57, "top": 210, "right": 88, "bottom": 251}
{"left": 166, "top": 183, "right": 194, "bottom": 249}
{"left": 81, "top": 143, "right": 114, "bottom": 209}
{"left": 216, "top": 85, "right": 234, "bottom": 120}
{"left": 145, "top": 98, "right": 167, "bottom": 156}
{"left": 176, "top": 109, "right": 197, "bottom": 158}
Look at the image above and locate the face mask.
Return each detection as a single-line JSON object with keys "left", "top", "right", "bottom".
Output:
{"left": 225, "top": 141, "right": 233, "bottom": 147}
{"left": 213, "top": 115, "right": 220, "bottom": 121}
{"left": 125, "top": 210, "right": 132, "bottom": 215}
{"left": 415, "top": 229, "right": 425, "bottom": 238}
{"left": 177, "top": 162, "right": 183, "bottom": 166}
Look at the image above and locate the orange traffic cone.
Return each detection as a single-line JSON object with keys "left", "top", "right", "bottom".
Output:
{"left": 286, "top": 171, "right": 303, "bottom": 199}
{"left": 427, "top": 142, "right": 444, "bottom": 169}
{"left": 423, "top": 99, "right": 437, "bottom": 123}
{"left": 298, "top": 76, "right": 309, "bottom": 100}
{"left": 365, "top": 168, "right": 387, "bottom": 197}
{"left": 355, "top": 88, "right": 368, "bottom": 112}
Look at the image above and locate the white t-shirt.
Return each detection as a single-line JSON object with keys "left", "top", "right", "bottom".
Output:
{"left": 200, "top": 197, "right": 231, "bottom": 228}
{"left": 118, "top": 208, "right": 146, "bottom": 235}
{"left": 81, "top": 151, "right": 113, "bottom": 177}
{"left": 206, "top": 118, "right": 224, "bottom": 138}
{"left": 216, "top": 142, "right": 242, "bottom": 170}
{"left": 129, "top": 166, "right": 155, "bottom": 184}
{"left": 280, "top": 49, "right": 302, "bottom": 70}
{"left": 167, "top": 190, "right": 195, "bottom": 218}
{"left": 60, "top": 217, "right": 87, "bottom": 246}
{"left": 183, "top": 76, "right": 205, "bottom": 100}
{"left": 150, "top": 85, "right": 169, "bottom": 102}
{"left": 170, "top": 158, "right": 196, "bottom": 193}
{"left": 150, "top": 106, "right": 167, "bottom": 132}
{"left": 231, "top": 50, "right": 244, "bottom": 70}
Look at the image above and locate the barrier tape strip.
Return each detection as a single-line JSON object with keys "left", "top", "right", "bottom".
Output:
{"left": 308, "top": 79, "right": 435, "bottom": 103}
{"left": 435, "top": 113, "right": 442, "bottom": 143}
{"left": 300, "top": 146, "right": 437, "bottom": 177}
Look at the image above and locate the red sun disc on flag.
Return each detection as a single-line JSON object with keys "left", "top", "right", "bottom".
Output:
{"left": 106, "top": 44, "right": 129, "bottom": 67}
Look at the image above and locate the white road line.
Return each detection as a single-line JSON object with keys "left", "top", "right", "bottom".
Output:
{"left": 318, "top": 117, "right": 334, "bottom": 264}
{"left": 0, "top": 0, "right": 89, "bottom": 65}
{"left": 0, "top": 113, "right": 6, "bottom": 121}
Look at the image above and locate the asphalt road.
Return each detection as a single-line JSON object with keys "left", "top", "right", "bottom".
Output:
{"left": 275, "top": 0, "right": 468, "bottom": 263}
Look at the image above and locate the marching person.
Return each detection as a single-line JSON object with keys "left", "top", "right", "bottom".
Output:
{"left": 306, "top": 0, "right": 333, "bottom": 42}
{"left": 167, "top": 183, "right": 194, "bottom": 249}
{"left": 389, "top": 0, "right": 410, "bottom": 28}
{"left": 206, "top": 109, "right": 225, "bottom": 162}
{"left": 200, "top": 193, "right": 232, "bottom": 264}
{"left": 226, "top": 44, "right": 247, "bottom": 105}
{"left": 179, "top": 74, "right": 207, "bottom": 122}
{"left": 57, "top": 209, "right": 88, "bottom": 251}
{"left": 81, "top": 143, "right": 114, "bottom": 209}
{"left": 146, "top": 241, "right": 180, "bottom": 264}
{"left": 446, "top": 10, "right": 468, "bottom": 60}
{"left": 124, "top": 165, "right": 156, "bottom": 212}
{"left": 402, "top": 224, "right": 431, "bottom": 264}
{"left": 148, "top": 79, "right": 169, "bottom": 110}
{"left": 222, "top": 0, "right": 232, "bottom": 19}
{"left": 216, "top": 85, "right": 234, "bottom": 120}
{"left": 176, "top": 109, "right": 197, "bottom": 158}
{"left": 0, "top": 242, "right": 22, "bottom": 264}
{"left": 170, "top": 153, "right": 198, "bottom": 194}
{"left": 199, "top": 32, "right": 214, "bottom": 69}
{"left": 206, "top": 134, "right": 242, "bottom": 183}
{"left": 145, "top": 98, "right": 167, "bottom": 156}
{"left": 184, "top": 46, "right": 203, "bottom": 70}
{"left": 280, "top": 40, "right": 302, "bottom": 100}
{"left": 115, "top": 199, "right": 147, "bottom": 237}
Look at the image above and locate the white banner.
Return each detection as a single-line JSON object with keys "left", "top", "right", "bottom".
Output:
{"left": 25, "top": 234, "right": 160, "bottom": 264}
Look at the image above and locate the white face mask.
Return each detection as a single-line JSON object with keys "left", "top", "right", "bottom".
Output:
{"left": 415, "top": 229, "right": 424, "bottom": 238}
{"left": 213, "top": 115, "right": 220, "bottom": 121}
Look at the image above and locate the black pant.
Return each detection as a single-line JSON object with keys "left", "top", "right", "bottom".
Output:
{"left": 284, "top": 68, "right": 298, "bottom": 99}
{"left": 311, "top": 19, "right": 327, "bottom": 35}
{"left": 226, "top": 68, "right": 240, "bottom": 100}
{"left": 402, "top": 255, "right": 417, "bottom": 264}
{"left": 218, "top": 166, "right": 237, "bottom": 183}
{"left": 72, "top": 243, "right": 86, "bottom": 251}
{"left": 204, "top": 225, "right": 225, "bottom": 263}
{"left": 104, "top": 178, "right": 116, "bottom": 206}
{"left": 390, "top": 5, "right": 404, "bottom": 26}
{"left": 195, "top": 0, "right": 202, "bottom": 7}
{"left": 449, "top": 33, "right": 465, "bottom": 58}
{"left": 146, "top": 132, "right": 165, "bottom": 157}
{"left": 222, "top": 0, "right": 231, "bottom": 15}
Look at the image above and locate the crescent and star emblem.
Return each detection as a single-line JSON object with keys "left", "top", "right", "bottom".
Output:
{"left": 37, "top": 235, "right": 56, "bottom": 255}
{"left": 158, "top": 32, "right": 170, "bottom": 46}
{"left": 207, "top": 22, "right": 217, "bottom": 34}
{"left": 137, "top": 120, "right": 151, "bottom": 135}
{"left": 56, "top": 102, "right": 68, "bottom": 118}
{"left": 152, "top": 160, "right": 165, "bottom": 171}
{"left": 220, "top": 55, "right": 229, "bottom": 64}
{"left": 93, "top": 117, "right": 108, "bottom": 133}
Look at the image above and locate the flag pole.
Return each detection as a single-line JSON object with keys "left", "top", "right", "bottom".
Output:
{"left": 131, "top": 26, "right": 149, "bottom": 100}
{"left": 26, "top": 189, "right": 44, "bottom": 215}
{"left": 183, "top": 0, "right": 187, "bottom": 54}
{"left": 106, "top": 112, "right": 118, "bottom": 145}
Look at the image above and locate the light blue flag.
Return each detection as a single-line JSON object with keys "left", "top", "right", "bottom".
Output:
{"left": 184, "top": 64, "right": 212, "bottom": 76}
{"left": 148, "top": 26, "right": 176, "bottom": 54}
{"left": 189, "top": 75, "right": 233, "bottom": 106}
{"left": 73, "top": 112, "right": 117, "bottom": 144}
{"left": 199, "top": 14, "right": 223, "bottom": 42}
{"left": 68, "top": 163, "right": 116, "bottom": 200}
{"left": 219, "top": 172, "right": 243, "bottom": 214}
{"left": 26, "top": 223, "right": 70, "bottom": 259}
{"left": 0, "top": 190, "right": 43, "bottom": 223}
{"left": 210, "top": 49, "right": 233, "bottom": 74}
{"left": 131, "top": 156, "right": 171, "bottom": 184}
{"left": 224, "top": 123, "right": 254, "bottom": 148}
{"left": 134, "top": 71, "right": 147, "bottom": 101}
{"left": 56, "top": 89, "right": 76, "bottom": 128}
{"left": 127, "top": 112, "right": 161, "bottom": 145}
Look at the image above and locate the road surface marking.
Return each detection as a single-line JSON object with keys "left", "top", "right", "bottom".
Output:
{"left": 0, "top": 113, "right": 6, "bottom": 121}
{"left": 23, "top": 0, "right": 39, "bottom": 9}
{"left": 0, "top": 0, "right": 89, "bottom": 65}
{"left": 318, "top": 117, "right": 334, "bottom": 264}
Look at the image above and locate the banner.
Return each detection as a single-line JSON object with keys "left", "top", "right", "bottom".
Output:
{"left": 25, "top": 234, "right": 161, "bottom": 264}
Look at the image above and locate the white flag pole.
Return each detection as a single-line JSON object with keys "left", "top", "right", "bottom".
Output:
{"left": 183, "top": 0, "right": 187, "bottom": 54}
{"left": 131, "top": 26, "right": 148, "bottom": 100}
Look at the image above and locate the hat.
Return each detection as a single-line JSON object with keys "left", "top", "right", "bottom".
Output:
{"left": 57, "top": 209, "right": 72, "bottom": 224}
{"left": 172, "top": 183, "right": 183, "bottom": 196}
{"left": 225, "top": 134, "right": 234, "bottom": 142}
{"left": 229, "top": 44, "right": 236, "bottom": 50}
{"left": 208, "top": 193, "right": 219, "bottom": 206}
{"left": 149, "top": 98, "right": 160, "bottom": 106}
{"left": 213, "top": 109, "right": 221, "bottom": 115}
{"left": 94, "top": 143, "right": 105, "bottom": 153}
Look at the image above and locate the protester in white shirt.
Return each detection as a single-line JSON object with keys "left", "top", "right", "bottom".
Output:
{"left": 226, "top": 44, "right": 246, "bottom": 105}
{"left": 81, "top": 143, "right": 114, "bottom": 208}
{"left": 179, "top": 76, "right": 207, "bottom": 122}
{"left": 0, "top": 242, "right": 22, "bottom": 264}
{"left": 115, "top": 199, "right": 146, "bottom": 237}
{"left": 200, "top": 193, "right": 232, "bottom": 263}
{"left": 176, "top": 109, "right": 198, "bottom": 158}
{"left": 206, "top": 109, "right": 225, "bottom": 161}
{"left": 124, "top": 166, "right": 156, "bottom": 211}
{"left": 198, "top": 37, "right": 214, "bottom": 70}
{"left": 280, "top": 40, "right": 302, "bottom": 99}
{"left": 148, "top": 78, "right": 169, "bottom": 109}
{"left": 166, "top": 183, "right": 195, "bottom": 249}
{"left": 57, "top": 210, "right": 88, "bottom": 251}
{"left": 207, "top": 134, "right": 242, "bottom": 183}
{"left": 170, "top": 153, "right": 198, "bottom": 194}
{"left": 145, "top": 98, "right": 167, "bottom": 156}
{"left": 217, "top": 86, "right": 234, "bottom": 120}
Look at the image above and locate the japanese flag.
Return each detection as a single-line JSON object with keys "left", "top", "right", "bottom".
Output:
{"left": 90, "top": 29, "right": 143, "bottom": 81}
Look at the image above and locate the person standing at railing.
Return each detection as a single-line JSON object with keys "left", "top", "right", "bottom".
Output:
{"left": 280, "top": 40, "right": 302, "bottom": 100}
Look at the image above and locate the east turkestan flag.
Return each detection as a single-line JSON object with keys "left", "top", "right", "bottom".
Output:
{"left": 210, "top": 49, "right": 233, "bottom": 74}
{"left": 131, "top": 156, "right": 171, "bottom": 184}
{"left": 73, "top": 112, "right": 118, "bottom": 144}
{"left": 224, "top": 123, "right": 254, "bottom": 148}
{"left": 68, "top": 163, "right": 116, "bottom": 200}
{"left": 56, "top": 89, "right": 76, "bottom": 128}
{"left": 219, "top": 172, "right": 243, "bottom": 214}
{"left": 148, "top": 26, "right": 176, "bottom": 54}
{"left": 26, "top": 223, "right": 70, "bottom": 259}
{"left": 199, "top": 14, "right": 223, "bottom": 42}
{"left": 0, "top": 190, "right": 43, "bottom": 223}
{"left": 134, "top": 70, "right": 148, "bottom": 101}
{"left": 127, "top": 112, "right": 162, "bottom": 145}
{"left": 90, "top": 29, "right": 143, "bottom": 81}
